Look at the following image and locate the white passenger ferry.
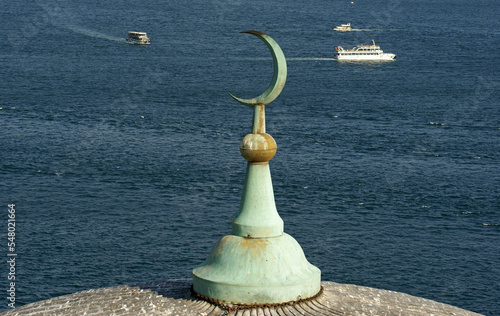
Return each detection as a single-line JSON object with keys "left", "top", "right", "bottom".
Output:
{"left": 126, "top": 31, "right": 150, "bottom": 45}
{"left": 333, "top": 23, "right": 352, "bottom": 32}
{"left": 335, "top": 40, "right": 396, "bottom": 61}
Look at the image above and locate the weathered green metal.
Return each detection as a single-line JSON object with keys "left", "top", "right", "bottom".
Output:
{"left": 228, "top": 31, "right": 287, "bottom": 107}
{"left": 192, "top": 30, "right": 321, "bottom": 305}
{"left": 192, "top": 234, "right": 321, "bottom": 304}
{"left": 232, "top": 163, "right": 283, "bottom": 238}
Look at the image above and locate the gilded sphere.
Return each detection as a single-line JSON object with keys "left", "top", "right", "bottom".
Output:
{"left": 240, "top": 133, "right": 277, "bottom": 163}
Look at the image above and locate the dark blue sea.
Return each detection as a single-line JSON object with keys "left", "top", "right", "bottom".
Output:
{"left": 1, "top": 0, "right": 499, "bottom": 314}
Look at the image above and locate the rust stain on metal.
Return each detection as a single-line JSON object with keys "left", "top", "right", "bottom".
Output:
{"left": 253, "top": 104, "right": 266, "bottom": 134}
{"left": 239, "top": 133, "right": 277, "bottom": 163}
{"left": 237, "top": 237, "right": 270, "bottom": 255}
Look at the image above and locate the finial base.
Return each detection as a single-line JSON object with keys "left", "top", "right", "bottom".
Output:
{"left": 192, "top": 233, "right": 321, "bottom": 304}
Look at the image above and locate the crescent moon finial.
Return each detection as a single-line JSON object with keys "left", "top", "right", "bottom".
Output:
{"left": 228, "top": 31, "right": 287, "bottom": 107}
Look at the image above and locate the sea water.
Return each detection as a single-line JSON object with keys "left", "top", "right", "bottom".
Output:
{"left": 1, "top": 0, "right": 499, "bottom": 314}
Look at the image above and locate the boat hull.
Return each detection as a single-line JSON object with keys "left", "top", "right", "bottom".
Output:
{"left": 336, "top": 53, "right": 396, "bottom": 61}
{"left": 333, "top": 27, "right": 351, "bottom": 32}
{"left": 126, "top": 39, "right": 150, "bottom": 45}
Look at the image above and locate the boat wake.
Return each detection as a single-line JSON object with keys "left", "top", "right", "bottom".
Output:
{"left": 228, "top": 57, "right": 336, "bottom": 62}
{"left": 287, "top": 57, "right": 336, "bottom": 61}
{"left": 66, "top": 25, "right": 126, "bottom": 43}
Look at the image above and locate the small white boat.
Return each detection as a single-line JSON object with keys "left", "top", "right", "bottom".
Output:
{"left": 333, "top": 23, "right": 352, "bottom": 32}
{"left": 126, "top": 31, "right": 150, "bottom": 45}
{"left": 334, "top": 40, "right": 396, "bottom": 61}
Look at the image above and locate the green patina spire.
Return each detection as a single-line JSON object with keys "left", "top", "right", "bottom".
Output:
{"left": 192, "top": 30, "right": 321, "bottom": 305}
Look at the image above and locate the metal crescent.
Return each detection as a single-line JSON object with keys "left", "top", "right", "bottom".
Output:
{"left": 229, "top": 30, "right": 287, "bottom": 106}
